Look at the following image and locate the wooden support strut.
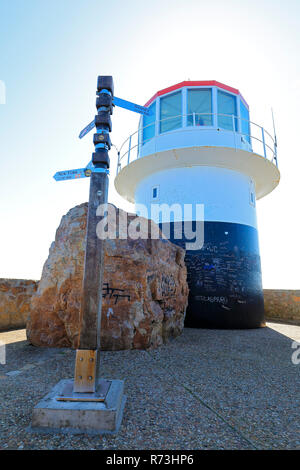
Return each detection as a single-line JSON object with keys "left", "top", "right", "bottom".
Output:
{"left": 73, "top": 169, "right": 109, "bottom": 393}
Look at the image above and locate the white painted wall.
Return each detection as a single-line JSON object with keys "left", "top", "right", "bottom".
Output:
{"left": 135, "top": 166, "right": 257, "bottom": 228}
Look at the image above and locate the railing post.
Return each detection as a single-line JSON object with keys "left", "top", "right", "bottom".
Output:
{"left": 261, "top": 127, "right": 267, "bottom": 159}
{"left": 127, "top": 135, "right": 132, "bottom": 166}
{"left": 117, "top": 151, "right": 120, "bottom": 175}
{"left": 275, "top": 144, "right": 278, "bottom": 167}
{"left": 274, "top": 134, "right": 278, "bottom": 167}
{"left": 193, "top": 112, "right": 196, "bottom": 126}
{"left": 232, "top": 114, "right": 235, "bottom": 132}
{"left": 232, "top": 114, "right": 237, "bottom": 150}
{"left": 137, "top": 131, "right": 140, "bottom": 159}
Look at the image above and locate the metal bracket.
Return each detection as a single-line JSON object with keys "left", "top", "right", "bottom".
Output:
{"left": 56, "top": 379, "right": 111, "bottom": 402}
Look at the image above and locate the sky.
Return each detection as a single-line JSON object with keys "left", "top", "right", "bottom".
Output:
{"left": 0, "top": 0, "right": 299, "bottom": 288}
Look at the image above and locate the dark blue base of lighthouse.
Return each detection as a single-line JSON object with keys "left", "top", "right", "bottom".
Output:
{"left": 161, "top": 221, "right": 265, "bottom": 329}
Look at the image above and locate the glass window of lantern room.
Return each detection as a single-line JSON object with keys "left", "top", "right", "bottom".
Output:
{"left": 240, "top": 100, "right": 251, "bottom": 144}
{"left": 187, "top": 89, "right": 212, "bottom": 126}
{"left": 160, "top": 91, "right": 182, "bottom": 133}
{"left": 217, "top": 90, "right": 238, "bottom": 131}
{"left": 142, "top": 101, "right": 156, "bottom": 145}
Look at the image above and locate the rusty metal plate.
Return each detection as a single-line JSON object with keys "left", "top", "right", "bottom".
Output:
{"left": 56, "top": 379, "right": 111, "bottom": 402}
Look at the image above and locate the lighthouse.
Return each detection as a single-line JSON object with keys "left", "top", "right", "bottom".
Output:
{"left": 114, "top": 81, "right": 280, "bottom": 329}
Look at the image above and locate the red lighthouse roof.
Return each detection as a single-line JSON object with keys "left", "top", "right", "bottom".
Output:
{"left": 144, "top": 80, "right": 249, "bottom": 109}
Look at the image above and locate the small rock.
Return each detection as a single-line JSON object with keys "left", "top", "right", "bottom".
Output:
{"left": 6, "top": 370, "right": 21, "bottom": 377}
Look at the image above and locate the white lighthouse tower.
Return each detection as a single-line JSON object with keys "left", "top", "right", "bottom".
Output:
{"left": 115, "top": 81, "right": 280, "bottom": 328}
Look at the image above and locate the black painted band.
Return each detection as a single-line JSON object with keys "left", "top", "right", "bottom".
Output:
{"left": 160, "top": 221, "right": 265, "bottom": 329}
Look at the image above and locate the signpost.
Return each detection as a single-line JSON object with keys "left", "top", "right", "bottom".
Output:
{"left": 32, "top": 75, "right": 151, "bottom": 434}
{"left": 68, "top": 75, "right": 114, "bottom": 396}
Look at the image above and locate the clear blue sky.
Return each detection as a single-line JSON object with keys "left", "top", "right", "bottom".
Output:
{"left": 0, "top": 0, "right": 299, "bottom": 287}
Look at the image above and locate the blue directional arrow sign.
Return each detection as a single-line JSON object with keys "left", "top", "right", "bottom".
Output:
{"left": 53, "top": 161, "right": 109, "bottom": 181}
{"left": 78, "top": 96, "right": 152, "bottom": 139}
{"left": 53, "top": 167, "right": 92, "bottom": 181}
{"left": 79, "top": 119, "right": 96, "bottom": 139}
{"left": 113, "top": 97, "right": 152, "bottom": 116}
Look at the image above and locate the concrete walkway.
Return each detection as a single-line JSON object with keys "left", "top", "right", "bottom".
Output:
{"left": 0, "top": 322, "right": 299, "bottom": 449}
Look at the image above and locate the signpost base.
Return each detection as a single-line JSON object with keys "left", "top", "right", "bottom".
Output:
{"left": 30, "top": 378, "right": 126, "bottom": 435}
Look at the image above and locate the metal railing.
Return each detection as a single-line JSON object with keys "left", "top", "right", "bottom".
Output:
{"left": 116, "top": 113, "right": 278, "bottom": 175}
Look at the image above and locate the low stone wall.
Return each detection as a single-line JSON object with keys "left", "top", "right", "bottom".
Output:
{"left": 264, "top": 289, "right": 300, "bottom": 325}
{"left": 1, "top": 279, "right": 299, "bottom": 332}
{"left": 0, "top": 279, "right": 38, "bottom": 331}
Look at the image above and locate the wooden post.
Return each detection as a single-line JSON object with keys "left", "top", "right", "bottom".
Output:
{"left": 73, "top": 170, "right": 108, "bottom": 393}
{"left": 72, "top": 75, "right": 113, "bottom": 395}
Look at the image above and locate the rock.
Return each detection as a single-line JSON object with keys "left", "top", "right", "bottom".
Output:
{"left": 0, "top": 279, "right": 38, "bottom": 331}
{"left": 27, "top": 203, "right": 189, "bottom": 350}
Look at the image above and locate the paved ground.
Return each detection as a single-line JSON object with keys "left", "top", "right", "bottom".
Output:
{"left": 0, "top": 322, "right": 299, "bottom": 450}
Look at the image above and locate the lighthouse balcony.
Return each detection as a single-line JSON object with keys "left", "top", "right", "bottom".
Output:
{"left": 117, "top": 112, "right": 278, "bottom": 176}
{"left": 115, "top": 111, "right": 280, "bottom": 204}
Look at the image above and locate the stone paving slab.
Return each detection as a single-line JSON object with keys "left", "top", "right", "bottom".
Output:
{"left": 0, "top": 323, "right": 299, "bottom": 450}
{"left": 149, "top": 323, "right": 300, "bottom": 449}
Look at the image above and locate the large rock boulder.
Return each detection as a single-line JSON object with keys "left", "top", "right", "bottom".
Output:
{"left": 0, "top": 279, "right": 38, "bottom": 331}
{"left": 27, "top": 203, "right": 188, "bottom": 350}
